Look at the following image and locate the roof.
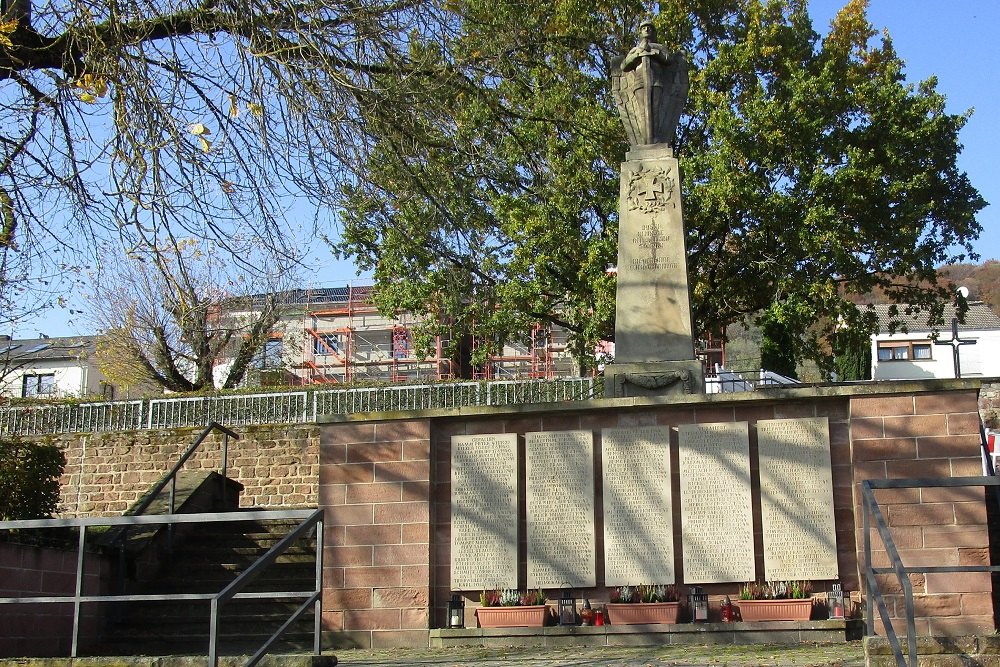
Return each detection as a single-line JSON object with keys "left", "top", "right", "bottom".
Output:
{"left": 0, "top": 335, "right": 98, "bottom": 362}
{"left": 872, "top": 302, "right": 1000, "bottom": 334}
{"left": 243, "top": 285, "right": 375, "bottom": 308}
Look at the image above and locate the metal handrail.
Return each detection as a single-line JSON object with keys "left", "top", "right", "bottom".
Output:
{"left": 861, "top": 476, "right": 1000, "bottom": 667}
{"left": 129, "top": 421, "right": 239, "bottom": 517}
{"left": 0, "top": 509, "right": 321, "bottom": 665}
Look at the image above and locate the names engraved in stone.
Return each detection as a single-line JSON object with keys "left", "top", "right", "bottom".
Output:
{"left": 526, "top": 431, "right": 596, "bottom": 588}
{"left": 757, "top": 417, "right": 838, "bottom": 580}
{"left": 451, "top": 433, "right": 518, "bottom": 590}
{"left": 679, "top": 422, "right": 754, "bottom": 583}
{"left": 602, "top": 426, "right": 674, "bottom": 586}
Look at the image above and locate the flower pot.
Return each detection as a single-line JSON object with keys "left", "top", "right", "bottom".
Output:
{"left": 605, "top": 602, "right": 680, "bottom": 625}
{"left": 735, "top": 598, "right": 813, "bottom": 621}
{"left": 475, "top": 605, "right": 548, "bottom": 628}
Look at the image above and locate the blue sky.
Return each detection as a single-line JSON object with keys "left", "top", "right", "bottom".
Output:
{"left": 24, "top": 0, "right": 999, "bottom": 338}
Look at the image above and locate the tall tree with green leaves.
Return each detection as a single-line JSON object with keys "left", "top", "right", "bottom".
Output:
{"left": 336, "top": 0, "right": 984, "bottom": 373}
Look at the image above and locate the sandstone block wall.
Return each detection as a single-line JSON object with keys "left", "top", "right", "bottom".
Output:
{"left": 52, "top": 424, "right": 319, "bottom": 516}
{"left": 850, "top": 390, "right": 992, "bottom": 635}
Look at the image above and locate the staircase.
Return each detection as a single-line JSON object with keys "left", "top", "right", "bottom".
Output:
{"left": 88, "top": 513, "right": 319, "bottom": 656}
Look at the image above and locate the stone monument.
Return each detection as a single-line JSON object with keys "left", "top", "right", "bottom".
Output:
{"left": 605, "top": 20, "right": 704, "bottom": 397}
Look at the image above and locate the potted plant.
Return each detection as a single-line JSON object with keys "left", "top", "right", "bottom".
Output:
{"left": 605, "top": 584, "right": 681, "bottom": 625}
{"left": 475, "top": 588, "right": 548, "bottom": 628}
{"left": 735, "top": 580, "right": 814, "bottom": 621}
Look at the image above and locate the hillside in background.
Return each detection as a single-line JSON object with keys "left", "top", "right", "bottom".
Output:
{"left": 941, "top": 261, "right": 1000, "bottom": 312}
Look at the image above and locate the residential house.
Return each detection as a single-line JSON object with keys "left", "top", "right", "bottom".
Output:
{"left": 870, "top": 302, "right": 1000, "bottom": 380}
{"left": 0, "top": 335, "right": 112, "bottom": 400}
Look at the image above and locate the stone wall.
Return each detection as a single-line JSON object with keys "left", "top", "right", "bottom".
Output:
{"left": 980, "top": 382, "right": 1000, "bottom": 426}
{"left": 52, "top": 424, "right": 320, "bottom": 516}
{"left": 318, "top": 381, "right": 993, "bottom": 648}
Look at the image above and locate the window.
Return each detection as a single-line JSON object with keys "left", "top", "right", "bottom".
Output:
{"left": 877, "top": 341, "right": 933, "bottom": 362}
{"left": 22, "top": 374, "right": 55, "bottom": 397}
{"left": 254, "top": 338, "right": 283, "bottom": 369}
{"left": 313, "top": 333, "right": 342, "bottom": 356}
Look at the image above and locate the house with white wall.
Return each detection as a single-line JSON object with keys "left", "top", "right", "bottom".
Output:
{"left": 870, "top": 302, "right": 1000, "bottom": 380}
{"left": 0, "top": 335, "right": 112, "bottom": 400}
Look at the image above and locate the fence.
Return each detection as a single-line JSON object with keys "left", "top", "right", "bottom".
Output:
{"left": 0, "top": 377, "right": 602, "bottom": 436}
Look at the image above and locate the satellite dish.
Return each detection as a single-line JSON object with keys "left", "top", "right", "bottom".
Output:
{"left": 958, "top": 286, "right": 970, "bottom": 299}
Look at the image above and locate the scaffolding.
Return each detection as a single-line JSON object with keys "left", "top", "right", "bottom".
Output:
{"left": 472, "top": 323, "right": 575, "bottom": 380}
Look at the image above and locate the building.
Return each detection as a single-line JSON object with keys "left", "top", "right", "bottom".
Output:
{"left": 871, "top": 302, "right": 1000, "bottom": 380}
{"left": 0, "top": 335, "right": 112, "bottom": 400}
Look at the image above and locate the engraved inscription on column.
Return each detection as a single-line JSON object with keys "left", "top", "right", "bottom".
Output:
{"left": 602, "top": 426, "right": 674, "bottom": 585}
{"left": 451, "top": 433, "right": 518, "bottom": 590}
{"left": 526, "top": 431, "right": 596, "bottom": 588}
{"left": 679, "top": 422, "right": 754, "bottom": 583}
{"left": 757, "top": 417, "right": 838, "bottom": 580}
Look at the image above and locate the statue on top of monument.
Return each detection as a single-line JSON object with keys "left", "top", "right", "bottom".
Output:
{"left": 611, "top": 20, "right": 689, "bottom": 148}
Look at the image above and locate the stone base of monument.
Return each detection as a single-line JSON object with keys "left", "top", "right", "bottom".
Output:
{"left": 430, "top": 619, "right": 851, "bottom": 648}
{"left": 604, "top": 361, "right": 705, "bottom": 398}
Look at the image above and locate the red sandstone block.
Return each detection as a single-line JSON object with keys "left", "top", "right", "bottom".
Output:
{"left": 373, "top": 587, "right": 429, "bottom": 608}
{"left": 345, "top": 565, "right": 402, "bottom": 588}
{"left": 851, "top": 418, "right": 885, "bottom": 440}
{"left": 322, "top": 610, "right": 345, "bottom": 632}
{"left": 912, "top": 593, "right": 961, "bottom": 617}
{"left": 961, "top": 592, "right": 994, "bottom": 615}
{"left": 505, "top": 417, "right": 543, "bottom": 434}
{"left": 773, "top": 403, "right": 818, "bottom": 419}
{"left": 346, "top": 483, "right": 403, "bottom": 504}
{"left": 579, "top": 413, "right": 620, "bottom": 430}
{"left": 345, "top": 524, "right": 401, "bottom": 546}
{"left": 916, "top": 435, "right": 981, "bottom": 459}
{"left": 371, "top": 629, "right": 431, "bottom": 648}
{"left": 925, "top": 571, "right": 990, "bottom": 593}
{"left": 347, "top": 442, "right": 403, "bottom": 464}
{"left": 885, "top": 458, "right": 952, "bottom": 479}
{"left": 401, "top": 565, "right": 430, "bottom": 587}
{"left": 852, "top": 396, "right": 915, "bottom": 418}
{"left": 375, "top": 503, "right": 429, "bottom": 525}
{"left": 325, "top": 463, "right": 375, "bottom": 485}
{"left": 693, "top": 407, "right": 736, "bottom": 423}
{"left": 951, "top": 458, "right": 986, "bottom": 477}
{"left": 818, "top": 400, "right": 851, "bottom": 421}
{"left": 884, "top": 415, "right": 948, "bottom": 439}
{"left": 376, "top": 421, "right": 430, "bottom": 442}
{"left": 853, "top": 438, "right": 917, "bottom": 462}
{"left": 947, "top": 412, "right": 983, "bottom": 436}
{"left": 832, "top": 464, "right": 853, "bottom": 488}
{"left": 325, "top": 545, "right": 374, "bottom": 567}
{"left": 923, "top": 526, "right": 987, "bottom": 548}
{"left": 833, "top": 484, "right": 856, "bottom": 510}
{"left": 400, "top": 607, "right": 430, "bottom": 629}
{"left": 320, "top": 444, "right": 346, "bottom": 465}
{"left": 319, "top": 483, "right": 346, "bottom": 506}
{"left": 853, "top": 461, "right": 888, "bottom": 482}
{"left": 915, "top": 392, "right": 979, "bottom": 416}
{"left": 326, "top": 504, "right": 374, "bottom": 526}
{"left": 402, "top": 481, "right": 430, "bottom": 502}
{"left": 541, "top": 415, "right": 583, "bottom": 431}
{"left": 343, "top": 608, "right": 402, "bottom": 631}
{"left": 402, "top": 440, "right": 431, "bottom": 461}
{"left": 927, "top": 615, "right": 994, "bottom": 636}
{"left": 327, "top": 587, "right": 375, "bottom": 609}
{"left": 465, "top": 421, "right": 506, "bottom": 435}
{"left": 323, "top": 567, "right": 345, "bottom": 589}
{"left": 830, "top": 422, "right": 850, "bottom": 446}
{"left": 733, "top": 406, "right": 776, "bottom": 426}
{"left": 873, "top": 573, "right": 926, "bottom": 595}
{"left": 374, "top": 544, "right": 429, "bottom": 566}
{"left": 325, "top": 525, "right": 346, "bottom": 547}
{"left": 434, "top": 422, "right": 468, "bottom": 438}
{"left": 873, "top": 487, "right": 921, "bottom": 505}
{"left": 958, "top": 547, "right": 989, "bottom": 566}
{"left": 324, "top": 423, "right": 376, "bottom": 444}
{"left": 401, "top": 523, "right": 430, "bottom": 544}
{"left": 888, "top": 503, "right": 955, "bottom": 526}
{"left": 920, "top": 485, "right": 987, "bottom": 503}
{"left": 375, "top": 460, "right": 430, "bottom": 483}
{"left": 954, "top": 501, "right": 988, "bottom": 525}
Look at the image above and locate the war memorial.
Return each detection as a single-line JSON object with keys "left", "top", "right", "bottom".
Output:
{"left": 318, "top": 24, "right": 995, "bottom": 651}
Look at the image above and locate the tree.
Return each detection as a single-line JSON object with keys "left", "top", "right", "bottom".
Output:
{"left": 86, "top": 235, "right": 300, "bottom": 392}
{"left": 0, "top": 437, "right": 64, "bottom": 520}
{"left": 335, "top": 0, "right": 985, "bottom": 372}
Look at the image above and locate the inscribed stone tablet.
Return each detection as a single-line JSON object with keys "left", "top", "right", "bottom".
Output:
{"left": 602, "top": 426, "right": 674, "bottom": 586}
{"left": 526, "top": 430, "right": 596, "bottom": 588}
{"left": 451, "top": 433, "right": 518, "bottom": 590}
{"left": 757, "top": 417, "right": 838, "bottom": 580}
{"left": 678, "top": 422, "right": 754, "bottom": 583}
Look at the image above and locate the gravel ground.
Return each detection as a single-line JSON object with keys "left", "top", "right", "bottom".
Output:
{"left": 331, "top": 642, "right": 866, "bottom": 666}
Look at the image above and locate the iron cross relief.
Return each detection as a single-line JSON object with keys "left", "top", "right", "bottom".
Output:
{"left": 933, "top": 317, "right": 977, "bottom": 378}
{"left": 627, "top": 165, "right": 675, "bottom": 214}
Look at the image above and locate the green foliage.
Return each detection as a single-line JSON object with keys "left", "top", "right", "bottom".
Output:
{"left": 337, "top": 0, "right": 985, "bottom": 371}
{"left": 0, "top": 439, "right": 65, "bottom": 520}
{"left": 833, "top": 325, "right": 873, "bottom": 381}
{"left": 759, "top": 306, "right": 798, "bottom": 379}
{"left": 740, "top": 580, "right": 812, "bottom": 600}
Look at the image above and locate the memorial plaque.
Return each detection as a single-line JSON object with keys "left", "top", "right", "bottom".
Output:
{"left": 679, "top": 422, "right": 754, "bottom": 582}
{"left": 602, "top": 426, "right": 674, "bottom": 586}
{"left": 757, "top": 417, "right": 838, "bottom": 580}
{"left": 526, "top": 431, "right": 596, "bottom": 588}
{"left": 451, "top": 433, "right": 518, "bottom": 590}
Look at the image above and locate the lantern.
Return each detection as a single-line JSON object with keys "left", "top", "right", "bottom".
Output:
{"left": 559, "top": 588, "right": 577, "bottom": 626}
{"left": 447, "top": 593, "right": 465, "bottom": 628}
{"left": 828, "top": 583, "right": 845, "bottom": 620}
{"left": 689, "top": 586, "right": 709, "bottom": 623}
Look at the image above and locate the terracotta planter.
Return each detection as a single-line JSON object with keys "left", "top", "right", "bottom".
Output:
{"left": 475, "top": 605, "right": 548, "bottom": 628}
{"left": 605, "top": 602, "right": 680, "bottom": 625}
{"left": 736, "top": 598, "right": 813, "bottom": 621}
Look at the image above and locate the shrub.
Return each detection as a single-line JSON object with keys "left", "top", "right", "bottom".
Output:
{"left": 0, "top": 438, "right": 65, "bottom": 520}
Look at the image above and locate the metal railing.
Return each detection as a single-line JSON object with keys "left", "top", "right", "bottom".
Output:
{"left": 0, "top": 509, "right": 323, "bottom": 667}
{"left": 861, "top": 476, "right": 1000, "bottom": 667}
{"left": 0, "top": 377, "right": 602, "bottom": 436}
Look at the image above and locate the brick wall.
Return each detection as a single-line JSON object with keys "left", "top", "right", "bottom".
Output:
{"left": 850, "top": 390, "right": 992, "bottom": 635}
{"left": 53, "top": 423, "right": 319, "bottom": 516}
{"left": 0, "top": 541, "right": 111, "bottom": 656}
{"left": 320, "top": 421, "right": 432, "bottom": 649}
